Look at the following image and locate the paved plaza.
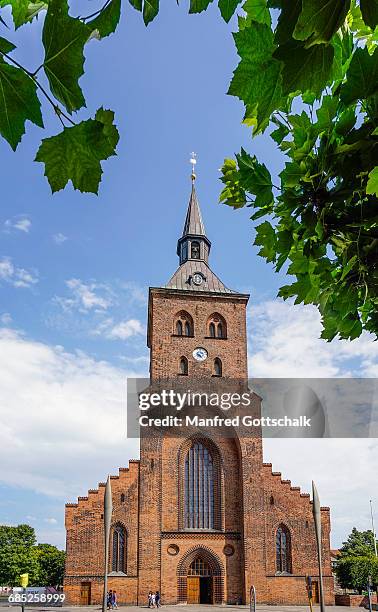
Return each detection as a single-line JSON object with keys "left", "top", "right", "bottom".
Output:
{"left": 0, "top": 605, "right": 357, "bottom": 612}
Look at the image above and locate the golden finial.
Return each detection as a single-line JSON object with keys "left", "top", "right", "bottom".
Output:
{"left": 190, "top": 152, "right": 197, "bottom": 182}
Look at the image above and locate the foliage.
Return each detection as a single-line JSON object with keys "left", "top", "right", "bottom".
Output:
{"left": 0, "top": 525, "right": 65, "bottom": 586}
{"left": 339, "top": 527, "right": 378, "bottom": 557}
{"left": 336, "top": 555, "right": 378, "bottom": 593}
{"left": 0, "top": 0, "right": 121, "bottom": 194}
{"left": 35, "top": 544, "right": 65, "bottom": 587}
{"left": 219, "top": 0, "right": 378, "bottom": 341}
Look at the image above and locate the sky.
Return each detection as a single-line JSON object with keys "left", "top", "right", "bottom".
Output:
{"left": 0, "top": 0, "right": 377, "bottom": 552}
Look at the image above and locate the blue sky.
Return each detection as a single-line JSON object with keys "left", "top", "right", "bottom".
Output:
{"left": 0, "top": 0, "right": 377, "bottom": 552}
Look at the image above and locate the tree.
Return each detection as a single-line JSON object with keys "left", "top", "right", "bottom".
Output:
{"left": 0, "top": 525, "right": 39, "bottom": 586}
{"left": 340, "top": 527, "right": 378, "bottom": 557}
{"left": 336, "top": 555, "right": 378, "bottom": 593}
{"left": 1, "top": 0, "right": 377, "bottom": 340}
{"left": 35, "top": 544, "right": 65, "bottom": 587}
{"left": 0, "top": 0, "right": 121, "bottom": 194}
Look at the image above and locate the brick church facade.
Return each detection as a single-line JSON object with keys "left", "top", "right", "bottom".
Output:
{"left": 64, "top": 181, "right": 334, "bottom": 606}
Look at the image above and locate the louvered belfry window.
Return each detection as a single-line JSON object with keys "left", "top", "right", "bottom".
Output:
{"left": 184, "top": 441, "right": 220, "bottom": 529}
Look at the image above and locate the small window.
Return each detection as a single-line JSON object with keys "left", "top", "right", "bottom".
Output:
{"left": 217, "top": 323, "right": 224, "bottom": 338}
{"left": 214, "top": 358, "right": 222, "bottom": 377}
{"left": 270, "top": 495, "right": 274, "bottom": 506}
{"left": 184, "top": 321, "right": 191, "bottom": 336}
{"left": 209, "top": 322, "right": 216, "bottom": 338}
{"left": 191, "top": 241, "right": 200, "bottom": 259}
{"left": 180, "top": 356, "right": 188, "bottom": 376}
{"left": 120, "top": 493, "right": 125, "bottom": 503}
{"left": 176, "top": 320, "right": 183, "bottom": 335}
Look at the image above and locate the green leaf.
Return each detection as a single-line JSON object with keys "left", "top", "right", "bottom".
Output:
{"left": 340, "top": 46, "right": 378, "bottom": 104}
{"left": 316, "top": 95, "right": 338, "bottom": 131}
{"left": 293, "top": 0, "right": 351, "bottom": 46}
{"left": 35, "top": 108, "right": 119, "bottom": 194}
{"left": 189, "top": 0, "right": 213, "bottom": 14}
{"left": 143, "top": 0, "right": 159, "bottom": 24}
{"left": 274, "top": 0, "right": 302, "bottom": 45}
{"left": 254, "top": 220, "right": 277, "bottom": 261}
{"left": 0, "top": 36, "right": 16, "bottom": 53}
{"left": 335, "top": 106, "right": 356, "bottom": 135}
{"left": 0, "top": 61, "right": 43, "bottom": 150}
{"left": 218, "top": 0, "right": 240, "bottom": 22}
{"left": 360, "top": 0, "right": 378, "bottom": 29}
{"left": 236, "top": 148, "right": 274, "bottom": 207}
{"left": 128, "top": 0, "right": 142, "bottom": 10}
{"left": 366, "top": 166, "right": 378, "bottom": 195}
{"left": 42, "top": 0, "right": 91, "bottom": 113}
{"left": 242, "top": 0, "right": 271, "bottom": 25}
{"left": 89, "top": 0, "right": 121, "bottom": 38}
{"left": 280, "top": 161, "right": 304, "bottom": 187}
{"left": 0, "top": 0, "right": 47, "bottom": 28}
{"left": 274, "top": 40, "right": 334, "bottom": 96}
{"left": 228, "top": 21, "right": 283, "bottom": 133}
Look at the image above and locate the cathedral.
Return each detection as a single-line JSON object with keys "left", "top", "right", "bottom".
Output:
{"left": 64, "top": 179, "right": 334, "bottom": 606}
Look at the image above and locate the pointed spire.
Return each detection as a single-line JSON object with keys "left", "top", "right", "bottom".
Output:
{"left": 182, "top": 184, "right": 206, "bottom": 238}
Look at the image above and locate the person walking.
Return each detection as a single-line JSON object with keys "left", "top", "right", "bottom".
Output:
{"left": 150, "top": 592, "right": 156, "bottom": 608}
{"left": 155, "top": 591, "right": 161, "bottom": 608}
{"left": 111, "top": 590, "right": 118, "bottom": 610}
{"left": 107, "top": 590, "right": 112, "bottom": 610}
{"left": 148, "top": 591, "right": 153, "bottom": 608}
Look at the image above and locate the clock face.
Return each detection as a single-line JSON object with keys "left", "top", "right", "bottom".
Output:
{"left": 193, "top": 273, "right": 203, "bottom": 286}
{"left": 193, "top": 347, "right": 208, "bottom": 362}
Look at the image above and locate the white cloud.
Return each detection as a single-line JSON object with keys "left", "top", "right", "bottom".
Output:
{"left": 249, "top": 299, "right": 378, "bottom": 378}
{"left": 44, "top": 517, "right": 58, "bottom": 524}
{"left": 94, "top": 318, "right": 145, "bottom": 340}
{"left": 0, "top": 257, "right": 38, "bottom": 288}
{"left": 52, "top": 233, "right": 68, "bottom": 245}
{"left": 55, "top": 278, "right": 113, "bottom": 313}
{"left": 0, "top": 313, "right": 12, "bottom": 325}
{"left": 4, "top": 215, "right": 31, "bottom": 234}
{"left": 0, "top": 328, "right": 140, "bottom": 505}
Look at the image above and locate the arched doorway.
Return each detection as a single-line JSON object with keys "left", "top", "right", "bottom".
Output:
{"left": 177, "top": 547, "right": 224, "bottom": 604}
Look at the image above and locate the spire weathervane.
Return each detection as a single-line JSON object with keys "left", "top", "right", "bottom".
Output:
{"left": 190, "top": 152, "right": 197, "bottom": 182}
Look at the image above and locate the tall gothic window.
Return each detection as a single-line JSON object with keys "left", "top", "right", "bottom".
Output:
{"left": 276, "top": 524, "right": 292, "bottom": 573}
{"left": 112, "top": 524, "right": 126, "bottom": 573}
{"left": 184, "top": 440, "right": 220, "bottom": 529}
{"left": 191, "top": 241, "right": 200, "bottom": 259}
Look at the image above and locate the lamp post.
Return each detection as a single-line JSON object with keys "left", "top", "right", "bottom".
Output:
{"left": 370, "top": 500, "right": 377, "bottom": 557}
{"left": 102, "top": 476, "right": 113, "bottom": 612}
{"left": 312, "top": 481, "right": 325, "bottom": 612}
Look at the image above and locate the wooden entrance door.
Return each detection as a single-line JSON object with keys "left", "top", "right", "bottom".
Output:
{"left": 187, "top": 577, "right": 200, "bottom": 604}
{"left": 80, "top": 582, "right": 91, "bottom": 605}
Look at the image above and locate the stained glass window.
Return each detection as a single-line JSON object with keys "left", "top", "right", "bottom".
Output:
{"left": 184, "top": 441, "right": 219, "bottom": 529}
{"left": 276, "top": 524, "right": 291, "bottom": 573}
{"left": 112, "top": 524, "right": 126, "bottom": 572}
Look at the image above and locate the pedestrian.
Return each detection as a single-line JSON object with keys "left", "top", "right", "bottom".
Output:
{"left": 155, "top": 591, "right": 161, "bottom": 608}
{"left": 150, "top": 592, "right": 156, "bottom": 608}
{"left": 112, "top": 590, "right": 118, "bottom": 610}
{"left": 107, "top": 590, "right": 112, "bottom": 610}
{"left": 148, "top": 591, "right": 153, "bottom": 608}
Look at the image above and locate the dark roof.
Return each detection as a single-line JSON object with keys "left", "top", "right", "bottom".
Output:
{"left": 165, "top": 260, "right": 237, "bottom": 294}
{"left": 181, "top": 184, "right": 206, "bottom": 237}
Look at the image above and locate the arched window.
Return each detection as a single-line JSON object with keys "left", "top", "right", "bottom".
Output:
{"left": 188, "top": 558, "right": 211, "bottom": 576}
{"left": 213, "top": 358, "right": 222, "bottom": 377}
{"left": 276, "top": 524, "right": 292, "bottom": 574}
{"left": 183, "top": 440, "right": 221, "bottom": 530}
{"left": 174, "top": 311, "right": 194, "bottom": 337}
{"left": 191, "top": 241, "right": 200, "bottom": 259}
{"left": 207, "top": 313, "right": 227, "bottom": 339}
{"left": 180, "top": 356, "right": 188, "bottom": 376}
{"left": 112, "top": 524, "right": 126, "bottom": 573}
